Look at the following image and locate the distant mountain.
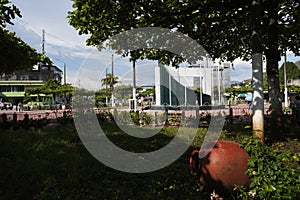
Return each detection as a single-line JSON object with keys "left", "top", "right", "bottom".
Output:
{"left": 295, "top": 60, "right": 300, "bottom": 69}
{"left": 279, "top": 61, "right": 300, "bottom": 84}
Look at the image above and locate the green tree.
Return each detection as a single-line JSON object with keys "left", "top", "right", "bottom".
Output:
{"left": 279, "top": 61, "right": 300, "bottom": 84}
{"left": 101, "top": 73, "right": 119, "bottom": 92}
{"left": 68, "top": 0, "right": 300, "bottom": 139}
{"left": 25, "top": 79, "right": 74, "bottom": 105}
{"left": 0, "top": 0, "right": 52, "bottom": 74}
{"left": 0, "top": 0, "right": 21, "bottom": 27}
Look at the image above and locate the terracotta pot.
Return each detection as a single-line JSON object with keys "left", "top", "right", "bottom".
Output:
{"left": 190, "top": 140, "right": 250, "bottom": 195}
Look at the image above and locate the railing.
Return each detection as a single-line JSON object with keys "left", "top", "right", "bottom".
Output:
{"left": 0, "top": 109, "right": 72, "bottom": 123}
{"left": 0, "top": 104, "right": 271, "bottom": 128}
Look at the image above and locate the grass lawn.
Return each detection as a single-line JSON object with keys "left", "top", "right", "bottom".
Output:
{"left": 0, "top": 120, "right": 299, "bottom": 199}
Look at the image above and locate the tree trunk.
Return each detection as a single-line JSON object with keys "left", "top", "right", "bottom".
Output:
{"left": 251, "top": 0, "right": 264, "bottom": 142}
{"left": 265, "top": 0, "right": 283, "bottom": 139}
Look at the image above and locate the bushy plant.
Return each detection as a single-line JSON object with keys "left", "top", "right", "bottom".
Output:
{"left": 139, "top": 112, "right": 152, "bottom": 125}
{"left": 235, "top": 137, "right": 300, "bottom": 199}
{"left": 96, "top": 111, "right": 113, "bottom": 123}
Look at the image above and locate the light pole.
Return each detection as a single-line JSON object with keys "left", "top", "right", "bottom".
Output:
{"left": 132, "top": 60, "right": 137, "bottom": 111}
{"left": 284, "top": 49, "right": 288, "bottom": 108}
{"left": 54, "top": 58, "right": 66, "bottom": 84}
{"left": 111, "top": 53, "right": 115, "bottom": 107}
{"left": 105, "top": 67, "right": 108, "bottom": 105}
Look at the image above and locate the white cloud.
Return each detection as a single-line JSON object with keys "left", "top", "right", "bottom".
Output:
{"left": 7, "top": 0, "right": 300, "bottom": 89}
{"left": 231, "top": 59, "right": 252, "bottom": 82}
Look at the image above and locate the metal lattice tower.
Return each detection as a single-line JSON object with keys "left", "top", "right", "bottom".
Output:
{"left": 42, "top": 29, "right": 46, "bottom": 55}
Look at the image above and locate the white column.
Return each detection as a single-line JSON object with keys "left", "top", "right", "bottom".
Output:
{"left": 155, "top": 63, "right": 161, "bottom": 106}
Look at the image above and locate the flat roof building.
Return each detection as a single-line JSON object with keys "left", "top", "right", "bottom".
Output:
{"left": 0, "top": 64, "right": 63, "bottom": 104}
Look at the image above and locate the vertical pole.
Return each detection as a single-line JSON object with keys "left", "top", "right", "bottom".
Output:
{"left": 184, "top": 85, "right": 187, "bottom": 106}
{"left": 169, "top": 73, "right": 172, "bottom": 106}
{"left": 200, "top": 67, "right": 203, "bottom": 106}
{"left": 218, "top": 65, "right": 221, "bottom": 105}
{"left": 64, "top": 62, "right": 66, "bottom": 84}
{"left": 111, "top": 54, "right": 115, "bottom": 107}
{"left": 211, "top": 66, "right": 214, "bottom": 105}
{"left": 106, "top": 67, "right": 108, "bottom": 105}
{"left": 42, "top": 29, "right": 46, "bottom": 55}
{"left": 284, "top": 50, "right": 288, "bottom": 108}
{"left": 133, "top": 60, "right": 137, "bottom": 111}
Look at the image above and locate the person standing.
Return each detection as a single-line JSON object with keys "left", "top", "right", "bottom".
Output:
{"left": 18, "top": 102, "right": 23, "bottom": 112}
{"left": 245, "top": 92, "right": 253, "bottom": 109}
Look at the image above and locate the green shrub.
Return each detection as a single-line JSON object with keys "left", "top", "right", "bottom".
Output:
{"left": 235, "top": 137, "right": 300, "bottom": 199}
{"left": 139, "top": 112, "right": 152, "bottom": 125}
{"left": 130, "top": 111, "right": 140, "bottom": 125}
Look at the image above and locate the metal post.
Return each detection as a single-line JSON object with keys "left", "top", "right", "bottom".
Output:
{"left": 111, "top": 54, "right": 115, "bottom": 107}
{"left": 64, "top": 62, "right": 66, "bottom": 84}
{"left": 284, "top": 49, "right": 288, "bottom": 108}
{"left": 218, "top": 65, "right": 221, "bottom": 105}
{"left": 199, "top": 66, "right": 203, "bottom": 106}
{"left": 184, "top": 85, "right": 187, "bottom": 106}
{"left": 132, "top": 60, "right": 137, "bottom": 111}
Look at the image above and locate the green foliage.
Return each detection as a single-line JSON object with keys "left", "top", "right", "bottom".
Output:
{"left": 236, "top": 137, "right": 300, "bottom": 199}
{"left": 113, "top": 84, "right": 135, "bottom": 100}
{"left": 0, "top": 29, "right": 46, "bottom": 74}
{"left": 0, "top": 0, "right": 21, "bottom": 28}
{"left": 138, "top": 111, "right": 152, "bottom": 125}
{"left": 96, "top": 111, "right": 112, "bottom": 122}
{"left": 282, "top": 106, "right": 292, "bottom": 114}
{"left": 140, "top": 87, "right": 155, "bottom": 97}
{"left": 0, "top": 1, "right": 52, "bottom": 74}
{"left": 68, "top": 0, "right": 300, "bottom": 62}
{"left": 286, "top": 84, "right": 300, "bottom": 92}
{"left": 67, "top": 0, "right": 300, "bottom": 127}
{"left": 226, "top": 86, "right": 252, "bottom": 94}
{"left": 101, "top": 73, "right": 119, "bottom": 91}
{"left": 1, "top": 117, "right": 299, "bottom": 199}
{"left": 115, "top": 111, "right": 152, "bottom": 126}
{"left": 279, "top": 61, "right": 300, "bottom": 84}
{"left": 25, "top": 79, "right": 74, "bottom": 103}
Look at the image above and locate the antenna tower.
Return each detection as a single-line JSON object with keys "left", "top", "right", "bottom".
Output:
{"left": 42, "top": 29, "right": 46, "bottom": 55}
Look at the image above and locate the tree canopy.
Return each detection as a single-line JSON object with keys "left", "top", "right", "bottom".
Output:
{"left": 279, "top": 61, "right": 300, "bottom": 84}
{"left": 0, "top": 0, "right": 52, "bottom": 75}
{"left": 68, "top": 0, "right": 300, "bottom": 137}
{"left": 68, "top": 0, "right": 299, "bottom": 62}
{"left": 25, "top": 79, "right": 74, "bottom": 103}
{"left": 101, "top": 73, "right": 120, "bottom": 91}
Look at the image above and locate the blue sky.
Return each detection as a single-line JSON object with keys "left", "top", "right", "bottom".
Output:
{"left": 6, "top": 0, "right": 300, "bottom": 90}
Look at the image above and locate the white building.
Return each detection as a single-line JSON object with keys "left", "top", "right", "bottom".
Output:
{"left": 155, "top": 63, "right": 230, "bottom": 106}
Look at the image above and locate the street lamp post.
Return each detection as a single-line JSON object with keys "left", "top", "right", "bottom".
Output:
{"left": 63, "top": 62, "right": 66, "bottom": 84}
{"left": 132, "top": 60, "right": 137, "bottom": 111}
{"left": 111, "top": 54, "right": 115, "bottom": 107}
{"left": 53, "top": 58, "right": 67, "bottom": 106}
{"left": 284, "top": 49, "right": 288, "bottom": 108}
{"left": 54, "top": 58, "right": 67, "bottom": 84}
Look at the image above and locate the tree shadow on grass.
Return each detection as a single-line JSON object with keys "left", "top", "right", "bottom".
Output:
{"left": 0, "top": 123, "right": 212, "bottom": 200}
